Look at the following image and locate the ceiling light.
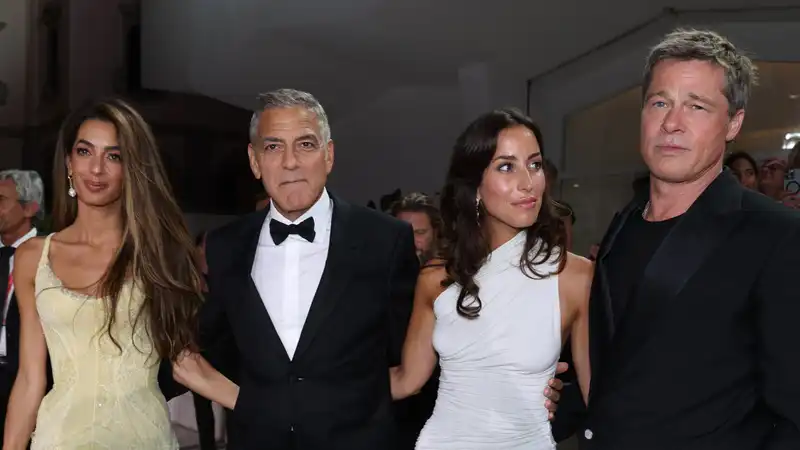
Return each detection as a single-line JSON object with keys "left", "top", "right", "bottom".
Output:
{"left": 783, "top": 132, "right": 800, "bottom": 150}
{"left": 572, "top": 183, "right": 580, "bottom": 188}
{"left": 790, "top": 94, "right": 800, "bottom": 100}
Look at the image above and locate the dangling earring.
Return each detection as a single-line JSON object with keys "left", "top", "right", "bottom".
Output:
{"left": 475, "top": 197, "right": 481, "bottom": 224}
{"left": 67, "top": 174, "right": 76, "bottom": 198}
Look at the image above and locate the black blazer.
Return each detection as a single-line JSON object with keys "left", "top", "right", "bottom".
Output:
{"left": 581, "top": 171, "right": 800, "bottom": 450}
{"left": 201, "top": 195, "right": 419, "bottom": 450}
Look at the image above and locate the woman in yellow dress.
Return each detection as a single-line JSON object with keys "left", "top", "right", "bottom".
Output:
{"left": 3, "top": 99, "right": 237, "bottom": 449}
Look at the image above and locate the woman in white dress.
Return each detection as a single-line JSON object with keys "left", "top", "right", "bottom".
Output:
{"left": 390, "top": 108, "right": 593, "bottom": 449}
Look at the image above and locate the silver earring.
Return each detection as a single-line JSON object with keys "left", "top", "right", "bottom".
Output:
{"left": 68, "top": 175, "right": 76, "bottom": 198}
{"left": 475, "top": 197, "right": 481, "bottom": 223}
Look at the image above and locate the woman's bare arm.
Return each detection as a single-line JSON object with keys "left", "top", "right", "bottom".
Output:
{"left": 560, "top": 252, "right": 594, "bottom": 405}
{"left": 389, "top": 265, "right": 446, "bottom": 400}
{"left": 4, "top": 239, "right": 48, "bottom": 449}
{"left": 172, "top": 351, "right": 239, "bottom": 410}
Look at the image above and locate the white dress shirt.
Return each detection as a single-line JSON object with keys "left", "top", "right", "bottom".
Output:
{"left": 0, "top": 226, "right": 38, "bottom": 356}
{"left": 251, "top": 189, "right": 332, "bottom": 360}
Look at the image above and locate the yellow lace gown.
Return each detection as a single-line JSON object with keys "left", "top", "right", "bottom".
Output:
{"left": 30, "top": 234, "right": 178, "bottom": 449}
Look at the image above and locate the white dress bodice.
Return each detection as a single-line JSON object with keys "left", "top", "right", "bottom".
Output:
{"left": 416, "top": 232, "right": 562, "bottom": 450}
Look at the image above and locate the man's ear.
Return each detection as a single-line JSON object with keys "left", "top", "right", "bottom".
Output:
{"left": 22, "top": 201, "right": 39, "bottom": 220}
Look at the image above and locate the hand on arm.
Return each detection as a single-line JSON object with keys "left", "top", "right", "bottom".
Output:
{"left": 4, "top": 240, "right": 48, "bottom": 450}
{"left": 544, "top": 363, "right": 566, "bottom": 420}
{"left": 172, "top": 351, "right": 239, "bottom": 410}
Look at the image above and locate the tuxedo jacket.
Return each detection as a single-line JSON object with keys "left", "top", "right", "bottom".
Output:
{"left": 581, "top": 171, "right": 800, "bottom": 450}
{"left": 201, "top": 195, "right": 419, "bottom": 450}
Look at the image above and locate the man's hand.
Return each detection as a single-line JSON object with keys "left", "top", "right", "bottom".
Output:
{"left": 545, "top": 362, "right": 568, "bottom": 420}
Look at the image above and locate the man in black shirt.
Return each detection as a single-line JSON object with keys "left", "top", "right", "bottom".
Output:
{"left": 580, "top": 29, "right": 800, "bottom": 450}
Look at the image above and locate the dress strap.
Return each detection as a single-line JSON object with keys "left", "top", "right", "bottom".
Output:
{"left": 37, "top": 233, "right": 55, "bottom": 269}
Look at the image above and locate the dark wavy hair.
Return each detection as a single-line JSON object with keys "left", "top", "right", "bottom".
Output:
{"left": 440, "top": 108, "right": 567, "bottom": 319}
{"left": 52, "top": 98, "right": 204, "bottom": 362}
{"left": 724, "top": 151, "right": 758, "bottom": 173}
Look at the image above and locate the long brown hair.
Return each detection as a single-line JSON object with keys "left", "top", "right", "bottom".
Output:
{"left": 439, "top": 108, "right": 567, "bottom": 319}
{"left": 51, "top": 98, "right": 203, "bottom": 362}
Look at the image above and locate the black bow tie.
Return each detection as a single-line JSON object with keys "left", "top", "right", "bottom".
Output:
{"left": 270, "top": 218, "right": 316, "bottom": 245}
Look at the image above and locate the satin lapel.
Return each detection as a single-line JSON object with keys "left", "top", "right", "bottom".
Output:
{"left": 228, "top": 208, "right": 290, "bottom": 362}
{"left": 612, "top": 171, "right": 743, "bottom": 355}
{"left": 293, "top": 196, "right": 360, "bottom": 360}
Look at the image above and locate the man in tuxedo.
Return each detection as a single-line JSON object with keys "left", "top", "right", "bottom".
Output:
{"left": 0, "top": 170, "right": 44, "bottom": 445}
{"left": 581, "top": 29, "right": 800, "bottom": 449}
{"left": 200, "top": 89, "right": 418, "bottom": 450}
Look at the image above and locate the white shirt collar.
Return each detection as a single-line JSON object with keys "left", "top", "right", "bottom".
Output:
{"left": 1, "top": 226, "right": 37, "bottom": 248}
{"left": 267, "top": 188, "right": 332, "bottom": 244}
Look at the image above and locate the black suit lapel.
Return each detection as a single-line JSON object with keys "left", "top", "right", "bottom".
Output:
{"left": 612, "top": 171, "right": 744, "bottom": 355}
{"left": 595, "top": 201, "right": 639, "bottom": 340}
{"left": 587, "top": 199, "right": 642, "bottom": 403}
{"left": 228, "top": 208, "right": 291, "bottom": 362}
{"left": 293, "top": 196, "right": 361, "bottom": 360}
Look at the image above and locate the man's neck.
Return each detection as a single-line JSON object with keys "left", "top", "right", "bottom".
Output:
{"left": 1, "top": 221, "right": 33, "bottom": 247}
{"left": 647, "top": 166, "right": 722, "bottom": 221}
{"left": 271, "top": 189, "right": 326, "bottom": 222}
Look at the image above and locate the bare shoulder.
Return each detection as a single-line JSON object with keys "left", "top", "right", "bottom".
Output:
{"left": 559, "top": 252, "right": 594, "bottom": 309}
{"left": 562, "top": 252, "right": 594, "bottom": 282}
{"left": 14, "top": 236, "right": 47, "bottom": 280}
{"left": 417, "top": 260, "right": 449, "bottom": 303}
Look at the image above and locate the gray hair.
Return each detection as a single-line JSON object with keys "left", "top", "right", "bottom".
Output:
{"left": 0, "top": 169, "right": 45, "bottom": 219}
{"left": 248, "top": 89, "right": 331, "bottom": 145}
{"left": 643, "top": 29, "right": 758, "bottom": 116}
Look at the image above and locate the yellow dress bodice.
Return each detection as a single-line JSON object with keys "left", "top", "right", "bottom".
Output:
{"left": 31, "top": 234, "right": 177, "bottom": 449}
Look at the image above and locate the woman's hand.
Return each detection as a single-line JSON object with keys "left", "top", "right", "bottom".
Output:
{"left": 172, "top": 350, "right": 239, "bottom": 410}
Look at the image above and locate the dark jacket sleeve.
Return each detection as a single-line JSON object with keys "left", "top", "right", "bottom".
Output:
{"left": 758, "top": 218, "right": 800, "bottom": 449}
{"left": 199, "top": 231, "right": 238, "bottom": 382}
{"left": 158, "top": 359, "right": 187, "bottom": 401}
{"left": 387, "top": 222, "right": 419, "bottom": 367}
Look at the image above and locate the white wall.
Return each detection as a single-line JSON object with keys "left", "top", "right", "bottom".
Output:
{"left": 327, "top": 85, "right": 463, "bottom": 206}
{"left": 317, "top": 62, "right": 529, "bottom": 206}
{"left": 527, "top": 13, "right": 800, "bottom": 254}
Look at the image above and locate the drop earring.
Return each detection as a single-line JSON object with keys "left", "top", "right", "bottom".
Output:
{"left": 475, "top": 197, "right": 481, "bottom": 224}
{"left": 68, "top": 174, "right": 76, "bottom": 198}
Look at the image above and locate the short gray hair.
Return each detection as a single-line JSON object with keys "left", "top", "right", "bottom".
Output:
{"left": 643, "top": 29, "right": 758, "bottom": 116}
{"left": 248, "top": 89, "right": 331, "bottom": 145}
{"left": 0, "top": 169, "right": 44, "bottom": 219}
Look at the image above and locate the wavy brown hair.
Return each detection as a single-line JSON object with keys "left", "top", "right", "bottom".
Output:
{"left": 51, "top": 98, "right": 203, "bottom": 362}
{"left": 440, "top": 108, "right": 567, "bottom": 319}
